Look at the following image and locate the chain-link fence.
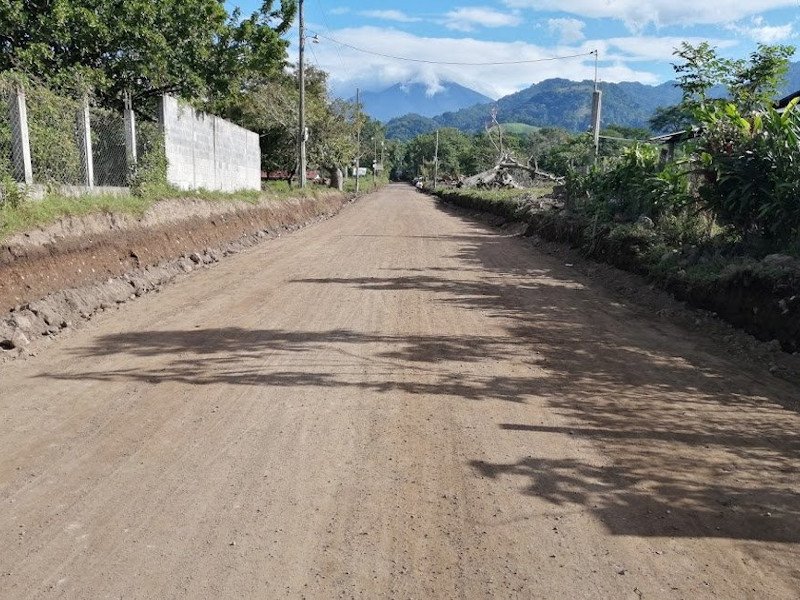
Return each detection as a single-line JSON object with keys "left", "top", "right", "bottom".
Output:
{"left": 24, "top": 82, "right": 87, "bottom": 186}
{"left": 0, "top": 81, "right": 26, "bottom": 183}
{"left": 90, "top": 105, "right": 128, "bottom": 186}
{"left": 0, "top": 74, "right": 159, "bottom": 194}
{"left": 0, "top": 82, "right": 14, "bottom": 181}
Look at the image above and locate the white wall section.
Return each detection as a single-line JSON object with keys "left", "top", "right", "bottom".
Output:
{"left": 159, "top": 95, "right": 260, "bottom": 192}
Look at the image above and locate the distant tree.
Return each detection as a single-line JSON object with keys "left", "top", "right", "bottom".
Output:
{"left": 224, "top": 66, "right": 361, "bottom": 187}
{"left": 672, "top": 42, "right": 733, "bottom": 108}
{"left": 651, "top": 42, "right": 795, "bottom": 132}
{"left": 649, "top": 105, "right": 696, "bottom": 133}
{"left": 729, "top": 44, "right": 795, "bottom": 112}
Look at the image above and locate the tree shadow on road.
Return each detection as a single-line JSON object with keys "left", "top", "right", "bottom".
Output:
{"left": 40, "top": 198, "right": 800, "bottom": 545}
{"left": 432, "top": 201, "right": 800, "bottom": 546}
{"left": 42, "top": 327, "right": 550, "bottom": 403}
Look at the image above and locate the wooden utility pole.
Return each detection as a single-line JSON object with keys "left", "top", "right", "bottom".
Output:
{"left": 433, "top": 130, "right": 439, "bottom": 191}
{"left": 298, "top": 0, "right": 308, "bottom": 188}
{"left": 355, "top": 88, "right": 361, "bottom": 193}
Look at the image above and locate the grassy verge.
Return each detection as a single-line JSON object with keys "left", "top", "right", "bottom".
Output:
{"left": 0, "top": 182, "right": 340, "bottom": 242}
{"left": 432, "top": 185, "right": 800, "bottom": 352}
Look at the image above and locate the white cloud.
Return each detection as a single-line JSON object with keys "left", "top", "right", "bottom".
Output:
{"left": 293, "top": 26, "right": 730, "bottom": 99}
{"left": 329, "top": 7, "right": 350, "bottom": 16}
{"left": 749, "top": 23, "right": 795, "bottom": 43}
{"left": 503, "top": 0, "right": 798, "bottom": 31}
{"left": 594, "top": 36, "right": 738, "bottom": 62}
{"left": 728, "top": 16, "right": 796, "bottom": 43}
{"left": 360, "top": 10, "right": 420, "bottom": 23}
{"left": 547, "top": 18, "right": 586, "bottom": 44}
{"left": 443, "top": 7, "right": 523, "bottom": 31}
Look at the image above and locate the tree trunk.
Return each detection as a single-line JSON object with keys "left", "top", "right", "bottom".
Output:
{"left": 328, "top": 167, "right": 343, "bottom": 191}
{"left": 461, "top": 154, "right": 564, "bottom": 189}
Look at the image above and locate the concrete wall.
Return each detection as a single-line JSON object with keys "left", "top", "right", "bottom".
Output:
{"left": 159, "top": 95, "right": 260, "bottom": 192}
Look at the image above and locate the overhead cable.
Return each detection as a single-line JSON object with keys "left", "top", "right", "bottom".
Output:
{"left": 310, "top": 32, "right": 595, "bottom": 66}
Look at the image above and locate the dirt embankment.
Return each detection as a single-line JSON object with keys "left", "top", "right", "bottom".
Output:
{"left": 0, "top": 191, "right": 352, "bottom": 354}
{"left": 433, "top": 188, "right": 800, "bottom": 354}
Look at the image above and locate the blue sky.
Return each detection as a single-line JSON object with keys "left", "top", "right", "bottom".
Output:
{"left": 233, "top": 1, "right": 800, "bottom": 99}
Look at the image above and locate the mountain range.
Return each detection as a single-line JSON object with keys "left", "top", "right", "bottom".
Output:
{"left": 380, "top": 62, "right": 800, "bottom": 140}
{"left": 358, "top": 82, "right": 493, "bottom": 122}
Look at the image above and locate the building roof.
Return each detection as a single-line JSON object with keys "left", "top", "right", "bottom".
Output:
{"left": 649, "top": 127, "right": 702, "bottom": 145}
{"left": 776, "top": 89, "right": 800, "bottom": 110}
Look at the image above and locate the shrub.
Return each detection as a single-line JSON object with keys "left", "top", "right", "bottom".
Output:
{"left": 129, "top": 121, "right": 168, "bottom": 196}
{"left": 573, "top": 144, "right": 692, "bottom": 223}
{"left": 695, "top": 99, "right": 800, "bottom": 243}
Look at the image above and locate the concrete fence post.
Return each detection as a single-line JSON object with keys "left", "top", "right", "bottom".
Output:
{"left": 123, "top": 91, "right": 137, "bottom": 166}
{"left": 9, "top": 86, "right": 33, "bottom": 185}
{"left": 77, "top": 96, "right": 94, "bottom": 188}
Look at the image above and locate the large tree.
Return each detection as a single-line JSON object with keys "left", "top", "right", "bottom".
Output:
{"left": 0, "top": 0, "right": 295, "bottom": 107}
{"left": 224, "top": 66, "right": 361, "bottom": 187}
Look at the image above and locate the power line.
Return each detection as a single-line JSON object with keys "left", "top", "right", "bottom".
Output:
{"left": 314, "top": 0, "right": 347, "bottom": 71}
{"left": 309, "top": 38, "right": 323, "bottom": 70}
{"left": 309, "top": 31, "right": 594, "bottom": 66}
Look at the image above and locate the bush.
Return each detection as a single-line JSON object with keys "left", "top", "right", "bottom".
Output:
{"left": 695, "top": 99, "right": 800, "bottom": 243}
{"left": 572, "top": 144, "right": 692, "bottom": 224}
{"left": 129, "top": 121, "right": 168, "bottom": 196}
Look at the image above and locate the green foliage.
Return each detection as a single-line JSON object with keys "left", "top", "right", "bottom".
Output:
{"left": 385, "top": 114, "right": 437, "bottom": 141}
{"left": 536, "top": 133, "right": 594, "bottom": 175}
{"left": 0, "top": 170, "right": 26, "bottom": 208}
{"left": 695, "top": 99, "right": 800, "bottom": 241}
{"left": 572, "top": 144, "right": 692, "bottom": 225}
{"left": 435, "top": 186, "right": 548, "bottom": 221}
{"left": 399, "top": 128, "right": 481, "bottom": 180}
{"left": 649, "top": 104, "right": 695, "bottom": 133}
{"left": 729, "top": 44, "right": 796, "bottom": 113}
{"left": 130, "top": 122, "right": 168, "bottom": 197}
{"left": 24, "top": 82, "right": 84, "bottom": 185}
{"left": 223, "top": 66, "right": 362, "bottom": 181}
{"left": 673, "top": 42, "right": 733, "bottom": 107}
{"left": 0, "top": 74, "right": 87, "bottom": 186}
{"left": 0, "top": 0, "right": 296, "bottom": 108}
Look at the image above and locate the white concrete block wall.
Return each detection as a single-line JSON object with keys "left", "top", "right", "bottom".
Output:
{"left": 159, "top": 95, "right": 260, "bottom": 192}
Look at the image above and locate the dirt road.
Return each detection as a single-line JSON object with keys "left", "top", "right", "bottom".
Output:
{"left": 1, "top": 184, "right": 799, "bottom": 599}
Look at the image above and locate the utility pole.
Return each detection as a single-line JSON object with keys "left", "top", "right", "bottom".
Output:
{"left": 373, "top": 136, "right": 378, "bottom": 188}
{"left": 433, "top": 130, "right": 439, "bottom": 191}
{"left": 355, "top": 88, "right": 361, "bottom": 193}
{"left": 591, "top": 49, "right": 602, "bottom": 164}
{"left": 298, "top": 0, "right": 307, "bottom": 188}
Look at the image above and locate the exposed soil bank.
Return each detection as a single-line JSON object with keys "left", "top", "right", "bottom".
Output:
{"left": 0, "top": 191, "right": 352, "bottom": 355}
{"left": 434, "top": 188, "right": 800, "bottom": 353}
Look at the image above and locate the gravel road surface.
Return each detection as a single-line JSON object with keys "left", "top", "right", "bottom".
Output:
{"left": 1, "top": 183, "right": 798, "bottom": 599}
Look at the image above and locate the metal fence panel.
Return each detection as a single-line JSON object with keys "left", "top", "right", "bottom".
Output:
{"left": 90, "top": 105, "right": 128, "bottom": 186}
{"left": 25, "top": 83, "right": 86, "bottom": 185}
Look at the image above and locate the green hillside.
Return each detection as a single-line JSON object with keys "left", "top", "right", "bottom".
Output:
{"left": 384, "top": 62, "right": 800, "bottom": 138}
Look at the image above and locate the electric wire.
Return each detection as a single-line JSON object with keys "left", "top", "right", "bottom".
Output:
{"left": 313, "top": 0, "right": 347, "bottom": 71}
{"left": 309, "top": 31, "right": 595, "bottom": 66}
